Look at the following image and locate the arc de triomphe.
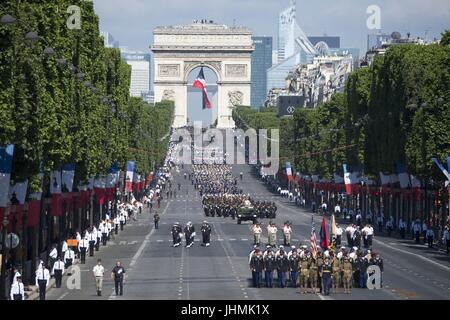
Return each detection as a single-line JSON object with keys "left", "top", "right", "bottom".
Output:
{"left": 151, "top": 22, "right": 254, "bottom": 128}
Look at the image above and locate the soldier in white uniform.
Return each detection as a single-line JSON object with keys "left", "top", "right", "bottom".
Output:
{"left": 10, "top": 276, "right": 25, "bottom": 300}
{"left": 87, "top": 229, "right": 97, "bottom": 256}
{"left": 252, "top": 223, "right": 262, "bottom": 246}
{"left": 267, "top": 222, "right": 277, "bottom": 247}
{"left": 48, "top": 245, "right": 58, "bottom": 273}
{"left": 52, "top": 257, "right": 65, "bottom": 288}
{"left": 64, "top": 247, "right": 75, "bottom": 271}
{"left": 35, "top": 262, "right": 50, "bottom": 300}
{"left": 93, "top": 259, "right": 105, "bottom": 296}
{"left": 78, "top": 236, "right": 89, "bottom": 264}
{"left": 95, "top": 226, "right": 102, "bottom": 251}
{"left": 282, "top": 222, "right": 292, "bottom": 246}
{"left": 336, "top": 224, "right": 343, "bottom": 246}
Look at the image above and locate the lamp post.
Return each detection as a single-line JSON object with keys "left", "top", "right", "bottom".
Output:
{"left": 1, "top": 209, "right": 10, "bottom": 300}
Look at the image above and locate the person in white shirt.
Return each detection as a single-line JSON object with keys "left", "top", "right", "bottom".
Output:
{"left": 35, "top": 262, "right": 50, "bottom": 300}
{"left": 93, "top": 259, "right": 105, "bottom": 296}
{"left": 345, "top": 225, "right": 354, "bottom": 247}
{"left": 282, "top": 222, "right": 292, "bottom": 246}
{"left": 113, "top": 216, "right": 119, "bottom": 235}
{"left": 87, "top": 229, "right": 97, "bottom": 257}
{"left": 100, "top": 221, "right": 108, "bottom": 246}
{"left": 321, "top": 202, "right": 327, "bottom": 214}
{"left": 61, "top": 240, "right": 68, "bottom": 260}
{"left": 48, "top": 245, "right": 58, "bottom": 273}
{"left": 106, "top": 220, "right": 113, "bottom": 240}
{"left": 10, "top": 276, "right": 25, "bottom": 300}
{"left": 334, "top": 204, "right": 341, "bottom": 216}
{"left": 52, "top": 257, "right": 65, "bottom": 288}
{"left": 413, "top": 220, "right": 421, "bottom": 243}
{"left": 64, "top": 247, "right": 75, "bottom": 270}
{"left": 348, "top": 208, "right": 354, "bottom": 222}
{"left": 267, "top": 223, "right": 277, "bottom": 247}
{"left": 78, "top": 236, "right": 89, "bottom": 264}
{"left": 335, "top": 224, "right": 343, "bottom": 246}
{"left": 356, "top": 211, "right": 362, "bottom": 226}
{"left": 119, "top": 213, "right": 126, "bottom": 231}
{"left": 252, "top": 223, "right": 262, "bottom": 246}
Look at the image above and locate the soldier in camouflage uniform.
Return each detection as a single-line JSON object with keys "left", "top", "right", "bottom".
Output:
{"left": 331, "top": 254, "right": 342, "bottom": 294}
{"left": 298, "top": 254, "right": 309, "bottom": 294}
{"left": 342, "top": 255, "right": 353, "bottom": 294}
{"left": 308, "top": 253, "right": 318, "bottom": 294}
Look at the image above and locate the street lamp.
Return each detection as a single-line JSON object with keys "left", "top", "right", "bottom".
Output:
{"left": 1, "top": 212, "right": 9, "bottom": 300}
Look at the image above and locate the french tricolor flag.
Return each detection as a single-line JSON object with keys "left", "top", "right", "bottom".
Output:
{"left": 125, "top": 161, "right": 135, "bottom": 193}
{"left": 193, "top": 67, "right": 212, "bottom": 109}
{"left": 285, "top": 162, "right": 293, "bottom": 181}
{"left": 343, "top": 164, "right": 357, "bottom": 195}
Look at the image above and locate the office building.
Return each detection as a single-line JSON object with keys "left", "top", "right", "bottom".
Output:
{"left": 121, "top": 50, "right": 151, "bottom": 98}
{"left": 251, "top": 36, "right": 273, "bottom": 108}
{"left": 100, "top": 31, "right": 119, "bottom": 48}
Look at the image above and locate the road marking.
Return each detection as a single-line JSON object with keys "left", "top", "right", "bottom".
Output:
{"left": 317, "top": 293, "right": 326, "bottom": 300}
{"left": 241, "top": 238, "right": 248, "bottom": 241}
{"left": 157, "top": 240, "right": 164, "bottom": 243}
{"left": 373, "top": 239, "right": 450, "bottom": 271}
{"left": 57, "top": 292, "right": 69, "bottom": 300}
{"left": 229, "top": 238, "right": 236, "bottom": 241}
{"left": 129, "top": 201, "right": 171, "bottom": 267}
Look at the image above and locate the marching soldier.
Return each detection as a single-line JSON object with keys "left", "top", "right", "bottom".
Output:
{"left": 52, "top": 257, "right": 65, "bottom": 288}
{"left": 352, "top": 253, "right": 362, "bottom": 288}
{"left": 360, "top": 253, "right": 369, "bottom": 288}
{"left": 288, "top": 249, "right": 299, "bottom": 288}
{"left": 282, "top": 222, "right": 292, "bottom": 246}
{"left": 171, "top": 222, "right": 182, "bottom": 247}
{"left": 267, "top": 222, "right": 277, "bottom": 247}
{"left": 321, "top": 257, "right": 333, "bottom": 296}
{"left": 336, "top": 224, "right": 343, "bottom": 246}
{"left": 276, "top": 249, "right": 289, "bottom": 288}
{"left": 299, "top": 254, "right": 309, "bottom": 294}
{"left": 95, "top": 226, "right": 102, "bottom": 251}
{"left": 113, "top": 216, "right": 120, "bottom": 234}
{"left": 263, "top": 248, "right": 276, "bottom": 288}
{"left": 372, "top": 252, "right": 384, "bottom": 287}
{"left": 426, "top": 226, "right": 434, "bottom": 248}
{"left": 308, "top": 253, "right": 318, "bottom": 294}
{"left": 87, "top": 229, "right": 97, "bottom": 257}
{"left": 250, "top": 249, "right": 264, "bottom": 288}
{"left": 342, "top": 255, "right": 353, "bottom": 294}
{"left": 10, "top": 276, "right": 25, "bottom": 300}
{"left": 317, "top": 249, "right": 324, "bottom": 293}
{"left": 399, "top": 217, "right": 406, "bottom": 239}
{"left": 184, "top": 221, "right": 195, "bottom": 248}
{"left": 93, "top": 259, "right": 105, "bottom": 296}
{"left": 201, "top": 221, "right": 212, "bottom": 246}
{"left": 64, "top": 246, "right": 75, "bottom": 271}
{"left": 78, "top": 236, "right": 89, "bottom": 264}
{"left": 35, "top": 262, "right": 50, "bottom": 300}
{"left": 331, "top": 254, "right": 342, "bottom": 294}
{"left": 252, "top": 223, "right": 262, "bottom": 246}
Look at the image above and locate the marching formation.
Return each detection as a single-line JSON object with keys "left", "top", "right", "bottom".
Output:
{"left": 249, "top": 244, "right": 384, "bottom": 295}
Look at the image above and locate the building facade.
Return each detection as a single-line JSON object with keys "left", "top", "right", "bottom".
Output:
{"left": 251, "top": 36, "right": 273, "bottom": 108}
{"left": 121, "top": 50, "right": 151, "bottom": 98}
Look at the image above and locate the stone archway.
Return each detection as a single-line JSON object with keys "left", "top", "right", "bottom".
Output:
{"left": 151, "top": 22, "right": 254, "bottom": 128}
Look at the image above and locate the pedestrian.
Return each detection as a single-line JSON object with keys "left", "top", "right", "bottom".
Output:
{"left": 422, "top": 221, "right": 428, "bottom": 244}
{"left": 111, "top": 261, "right": 126, "bottom": 296}
{"left": 52, "top": 257, "right": 65, "bottom": 288}
{"left": 336, "top": 224, "right": 343, "bottom": 246}
{"left": 399, "top": 218, "right": 406, "bottom": 239}
{"left": 93, "top": 259, "right": 105, "bottom": 296}
{"left": 35, "top": 262, "right": 50, "bottom": 300}
{"left": 153, "top": 212, "right": 160, "bottom": 229}
{"left": 386, "top": 219, "right": 393, "bottom": 237}
{"left": 426, "top": 227, "right": 434, "bottom": 248}
{"left": 10, "top": 276, "right": 25, "bottom": 300}
{"left": 78, "top": 236, "right": 89, "bottom": 264}
{"left": 413, "top": 220, "right": 421, "bottom": 243}
{"left": 443, "top": 226, "right": 450, "bottom": 254}
{"left": 119, "top": 213, "right": 125, "bottom": 231}
{"left": 48, "top": 245, "right": 58, "bottom": 273}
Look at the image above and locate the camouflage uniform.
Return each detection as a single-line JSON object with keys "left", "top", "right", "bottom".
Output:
{"left": 342, "top": 257, "right": 353, "bottom": 294}
{"left": 308, "top": 257, "right": 318, "bottom": 294}
{"left": 299, "top": 256, "right": 309, "bottom": 294}
{"left": 331, "top": 257, "right": 342, "bottom": 294}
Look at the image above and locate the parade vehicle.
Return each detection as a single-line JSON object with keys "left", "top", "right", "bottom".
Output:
{"left": 237, "top": 199, "right": 257, "bottom": 224}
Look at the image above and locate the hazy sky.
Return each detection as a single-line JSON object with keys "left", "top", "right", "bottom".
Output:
{"left": 94, "top": 0, "right": 450, "bottom": 54}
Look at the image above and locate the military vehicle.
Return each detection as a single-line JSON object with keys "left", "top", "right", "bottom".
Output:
{"left": 237, "top": 206, "right": 257, "bottom": 225}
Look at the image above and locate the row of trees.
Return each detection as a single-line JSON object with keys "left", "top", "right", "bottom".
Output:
{"left": 233, "top": 35, "right": 449, "bottom": 183}
{"left": 0, "top": 0, "right": 173, "bottom": 195}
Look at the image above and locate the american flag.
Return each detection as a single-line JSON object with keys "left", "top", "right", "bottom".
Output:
{"left": 310, "top": 215, "right": 318, "bottom": 259}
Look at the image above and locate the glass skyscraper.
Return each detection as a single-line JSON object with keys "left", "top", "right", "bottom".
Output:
{"left": 251, "top": 36, "right": 273, "bottom": 108}
{"left": 268, "top": 0, "right": 317, "bottom": 92}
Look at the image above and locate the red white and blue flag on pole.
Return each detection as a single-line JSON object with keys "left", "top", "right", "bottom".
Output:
{"left": 310, "top": 215, "right": 318, "bottom": 259}
{"left": 193, "top": 67, "right": 212, "bottom": 109}
{"left": 286, "top": 162, "right": 293, "bottom": 181}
